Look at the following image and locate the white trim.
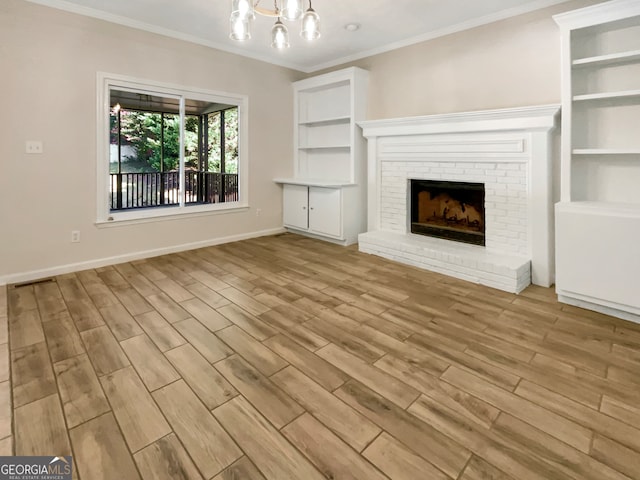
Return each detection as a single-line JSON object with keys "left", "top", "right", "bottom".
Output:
{"left": 291, "top": 67, "right": 358, "bottom": 89}
{"left": 96, "top": 72, "right": 249, "bottom": 224}
{"left": 358, "top": 105, "right": 560, "bottom": 137}
{"left": 24, "top": 0, "right": 573, "bottom": 73}
{"left": 558, "top": 294, "right": 640, "bottom": 324}
{"left": 95, "top": 205, "right": 250, "bottom": 228}
{"left": 179, "top": 95, "right": 186, "bottom": 208}
{"left": 282, "top": 227, "right": 355, "bottom": 246}
{"left": 0, "top": 228, "right": 285, "bottom": 286}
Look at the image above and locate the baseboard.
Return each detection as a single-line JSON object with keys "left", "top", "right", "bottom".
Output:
{"left": 283, "top": 227, "right": 353, "bottom": 246}
{"left": 557, "top": 293, "right": 640, "bottom": 325}
{"left": 0, "top": 227, "right": 285, "bottom": 286}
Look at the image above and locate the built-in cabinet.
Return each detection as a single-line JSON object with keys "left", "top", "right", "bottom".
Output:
{"left": 283, "top": 184, "right": 342, "bottom": 238}
{"left": 554, "top": 0, "right": 640, "bottom": 321}
{"left": 275, "top": 67, "right": 369, "bottom": 245}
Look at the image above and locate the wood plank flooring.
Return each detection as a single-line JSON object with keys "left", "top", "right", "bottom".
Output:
{"left": 5, "top": 233, "right": 640, "bottom": 480}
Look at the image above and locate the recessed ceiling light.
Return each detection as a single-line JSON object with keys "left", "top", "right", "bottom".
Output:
{"left": 344, "top": 23, "right": 360, "bottom": 32}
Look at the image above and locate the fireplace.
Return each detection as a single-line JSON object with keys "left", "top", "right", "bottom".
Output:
{"left": 410, "top": 179, "right": 485, "bottom": 246}
{"left": 358, "top": 105, "right": 559, "bottom": 292}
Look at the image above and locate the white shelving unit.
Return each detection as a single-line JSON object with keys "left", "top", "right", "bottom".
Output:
{"left": 275, "top": 67, "right": 369, "bottom": 245}
{"left": 554, "top": 0, "right": 640, "bottom": 322}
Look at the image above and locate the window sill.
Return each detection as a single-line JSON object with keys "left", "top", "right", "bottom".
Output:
{"left": 96, "top": 203, "right": 250, "bottom": 228}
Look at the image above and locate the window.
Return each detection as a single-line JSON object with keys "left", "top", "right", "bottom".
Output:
{"left": 97, "top": 73, "right": 248, "bottom": 223}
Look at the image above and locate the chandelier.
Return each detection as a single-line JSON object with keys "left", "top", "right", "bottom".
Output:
{"left": 230, "top": 0, "right": 320, "bottom": 49}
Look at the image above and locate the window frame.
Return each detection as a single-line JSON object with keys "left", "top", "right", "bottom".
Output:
{"left": 96, "top": 72, "right": 249, "bottom": 225}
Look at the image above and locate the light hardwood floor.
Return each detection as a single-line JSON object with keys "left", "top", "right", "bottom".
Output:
{"left": 4, "top": 233, "right": 640, "bottom": 480}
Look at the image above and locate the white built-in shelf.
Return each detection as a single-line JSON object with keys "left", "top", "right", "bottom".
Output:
{"left": 273, "top": 178, "right": 355, "bottom": 188}
{"left": 277, "top": 66, "right": 369, "bottom": 245}
{"left": 554, "top": 0, "right": 640, "bottom": 321}
{"left": 298, "top": 145, "right": 350, "bottom": 151}
{"left": 573, "top": 89, "right": 640, "bottom": 102}
{"left": 572, "top": 49, "right": 640, "bottom": 67}
{"left": 298, "top": 116, "right": 351, "bottom": 126}
{"left": 573, "top": 148, "right": 640, "bottom": 155}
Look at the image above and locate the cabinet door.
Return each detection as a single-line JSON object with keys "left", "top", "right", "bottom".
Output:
{"left": 309, "top": 187, "right": 341, "bottom": 238}
{"left": 283, "top": 184, "right": 308, "bottom": 230}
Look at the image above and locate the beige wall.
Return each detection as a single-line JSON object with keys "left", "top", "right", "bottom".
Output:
{"left": 0, "top": 0, "right": 603, "bottom": 281}
{"left": 318, "top": 0, "right": 602, "bottom": 119}
{"left": 0, "top": 0, "right": 303, "bottom": 281}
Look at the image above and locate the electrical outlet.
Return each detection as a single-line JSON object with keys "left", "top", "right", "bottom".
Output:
{"left": 71, "top": 231, "right": 80, "bottom": 243}
{"left": 256, "top": 208, "right": 262, "bottom": 217}
{"left": 26, "top": 141, "right": 43, "bottom": 154}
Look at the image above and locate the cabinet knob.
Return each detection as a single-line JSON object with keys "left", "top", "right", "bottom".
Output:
{"left": 310, "top": 207, "right": 314, "bottom": 210}
{"left": 303, "top": 206, "right": 306, "bottom": 210}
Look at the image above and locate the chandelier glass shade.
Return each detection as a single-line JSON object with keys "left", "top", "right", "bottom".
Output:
{"left": 271, "top": 19, "right": 290, "bottom": 49}
{"left": 229, "top": 0, "right": 320, "bottom": 49}
{"left": 229, "top": 15, "right": 251, "bottom": 41}
{"left": 231, "top": 0, "right": 255, "bottom": 20}
{"left": 300, "top": 6, "right": 320, "bottom": 40}
{"left": 281, "top": 0, "right": 304, "bottom": 21}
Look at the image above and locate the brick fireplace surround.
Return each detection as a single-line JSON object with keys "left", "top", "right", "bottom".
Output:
{"left": 358, "top": 105, "right": 560, "bottom": 293}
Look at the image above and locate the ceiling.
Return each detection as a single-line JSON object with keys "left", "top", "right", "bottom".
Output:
{"left": 26, "top": 0, "right": 572, "bottom": 72}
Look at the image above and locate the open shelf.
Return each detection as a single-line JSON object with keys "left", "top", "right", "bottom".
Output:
{"left": 573, "top": 89, "right": 640, "bottom": 102}
{"left": 573, "top": 148, "right": 640, "bottom": 155}
{"left": 297, "top": 81, "right": 351, "bottom": 124}
{"left": 298, "top": 145, "right": 350, "bottom": 151}
{"left": 298, "top": 116, "right": 351, "bottom": 126}
{"left": 573, "top": 49, "right": 640, "bottom": 68}
{"left": 273, "top": 178, "right": 355, "bottom": 188}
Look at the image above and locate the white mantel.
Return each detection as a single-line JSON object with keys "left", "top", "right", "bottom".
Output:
{"left": 358, "top": 105, "right": 560, "bottom": 293}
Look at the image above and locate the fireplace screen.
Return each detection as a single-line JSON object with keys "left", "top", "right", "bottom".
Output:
{"left": 410, "top": 179, "right": 485, "bottom": 246}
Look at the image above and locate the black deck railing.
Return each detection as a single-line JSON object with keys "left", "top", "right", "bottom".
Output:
{"left": 110, "top": 171, "right": 238, "bottom": 211}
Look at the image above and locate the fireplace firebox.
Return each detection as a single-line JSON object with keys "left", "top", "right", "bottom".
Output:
{"left": 410, "top": 179, "right": 485, "bottom": 246}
